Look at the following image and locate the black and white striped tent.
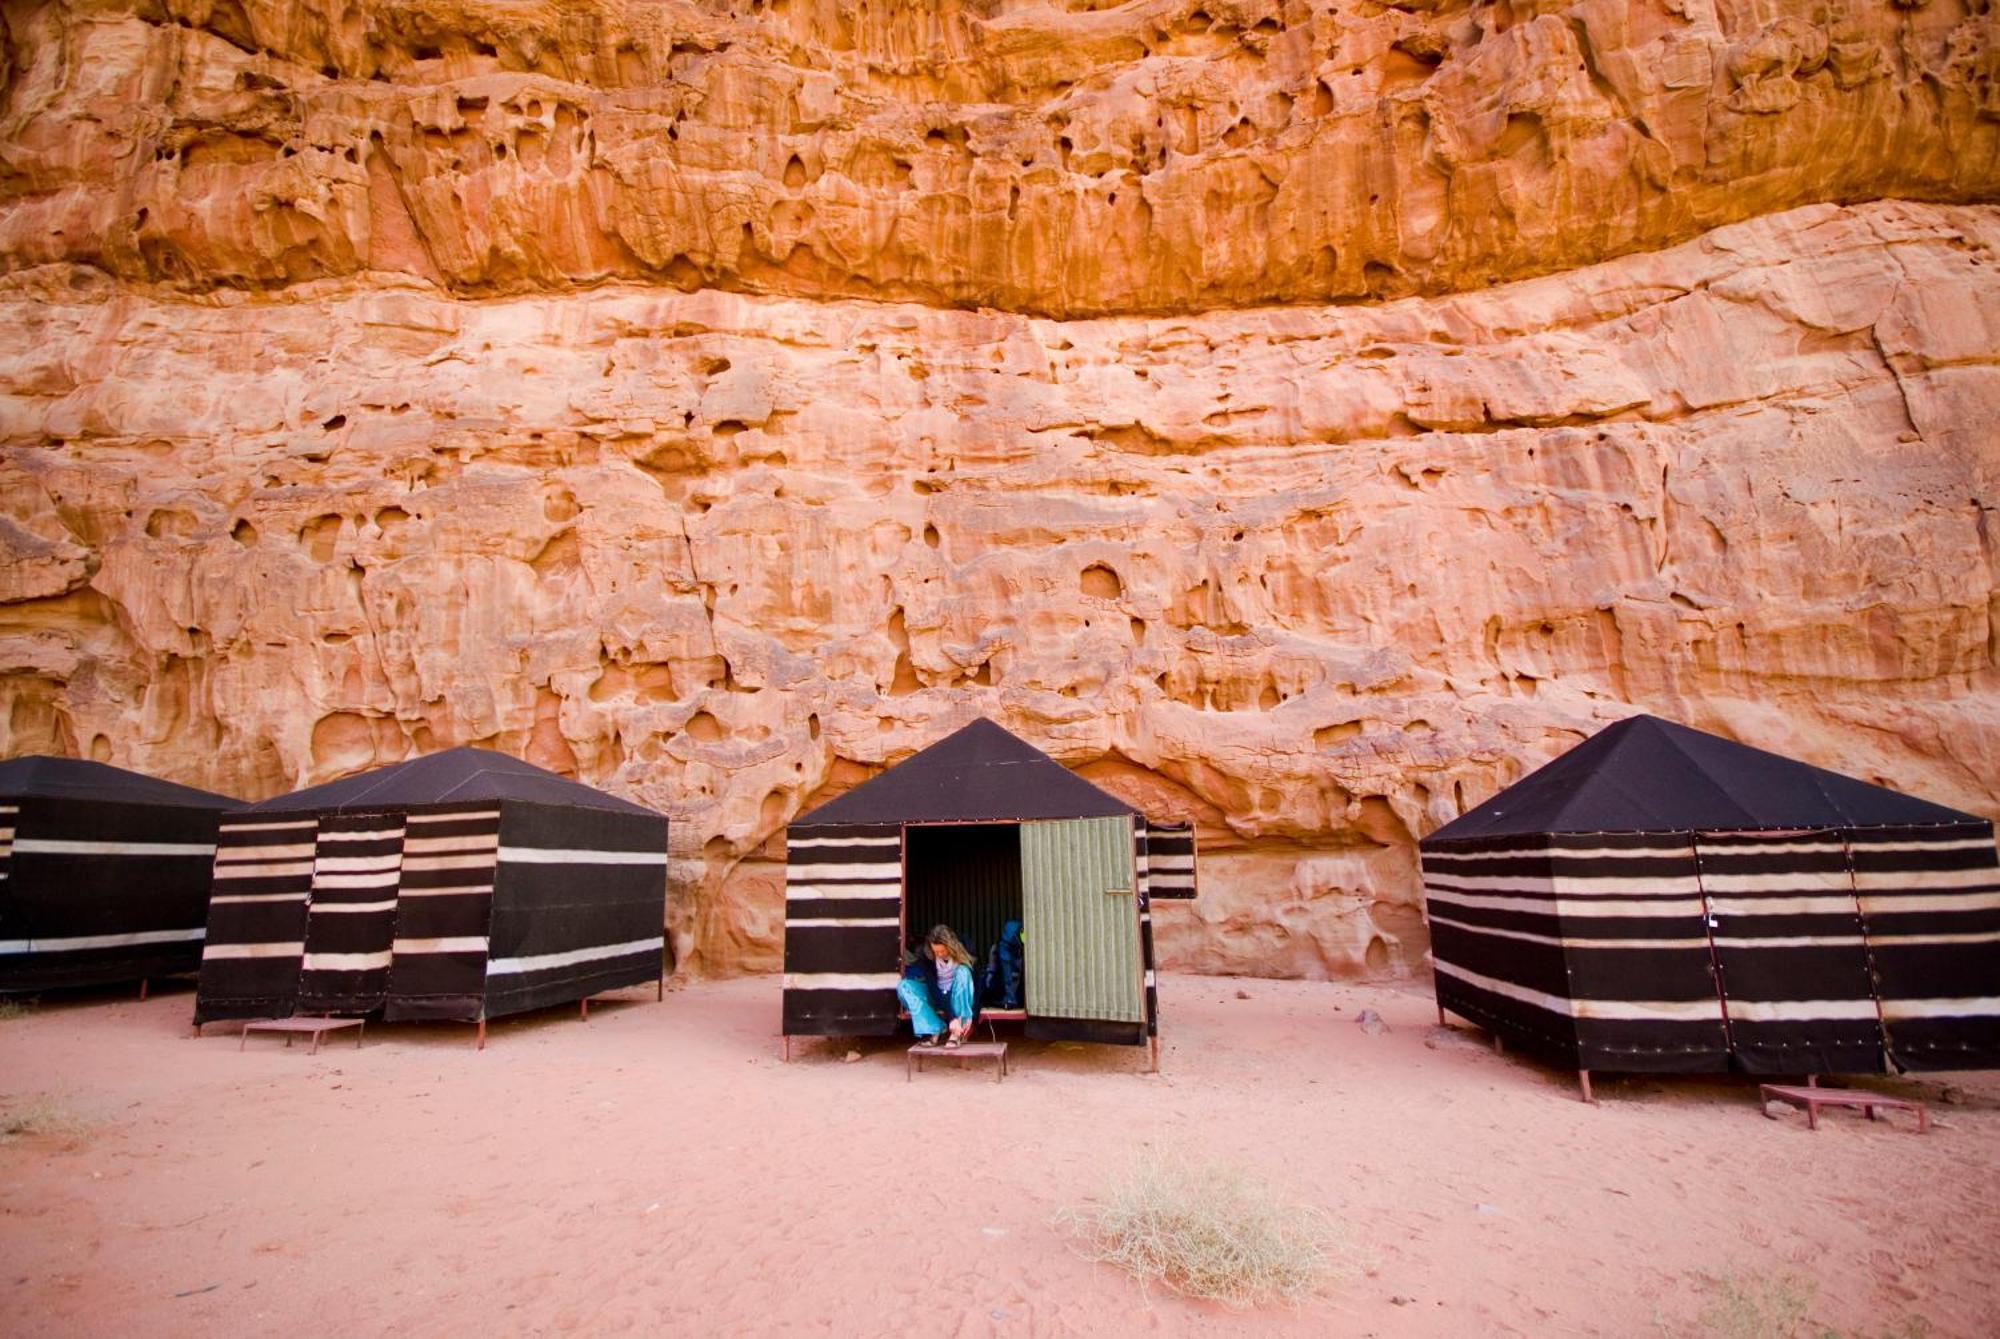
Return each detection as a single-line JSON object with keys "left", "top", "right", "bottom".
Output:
{"left": 0, "top": 756, "right": 235, "bottom": 993}
{"left": 195, "top": 748, "right": 668, "bottom": 1035}
{"left": 782, "top": 719, "right": 1196, "bottom": 1057}
{"left": 1420, "top": 715, "right": 2000, "bottom": 1083}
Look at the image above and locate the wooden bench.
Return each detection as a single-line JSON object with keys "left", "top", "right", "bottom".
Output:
{"left": 240, "top": 1016, "right": 366, "bottom": 1056}
{"left": 1760, "top": 1083, "right": 1929, "bottom": 1133}
{"left": 908, "top": 1040, "right": 1008, "bottom": 1083}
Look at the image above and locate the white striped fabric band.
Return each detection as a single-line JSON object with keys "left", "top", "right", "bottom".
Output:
{"left": 1427, "top": 914, "right": 1706, "bottom": 951}
{"left": 302, "top": 951, "right": 392, "bottom": 971}
{"left": 786, "top": 837, "right": 901, "bottom": 850}
{"left": 391, "top": 936, "right": 490, "bottom": 955}
{"left": 784, "top": 884, "right": 900, "bottom": 901}
{"left": 311, "top": 900, "right": 398, "bottom": 914}
{"left": 1881, "top": 996, "right": 2000, "bottom": 1020}
{"left": 786, "top": 861, "right": 901, "bottom": 880}
{"left": 782, "top": 971, "right": 902, "bottom": 991}
{"left": 496, "top": 847, "right": 666, "bottom": 866}
{"left": 1425, "top": 888, "right": 1704, "bottom": 917}
{"left": 1716, "top": 998, "right": 1885, "bottom": 1023}
{"left": 1434, "top": 962, "right": 1725, "bottom": 1022}
{"left": 400, "top": 854, "right": 500, "bottom": 872}
{"left": 486, "top": 936, "right": 664, "bottom": 975}
{"left": 10, "top": 838, "right": 217, "bottom": 857}
{"left": 0, "top": 927, "right": 205, "bottom": 954}
{"left": 787, "top": 917, "right": 900, "bottom": 929}
{"left": 209, "top": 893, "right": 309, "bottom": 905}
{"left": 202, "top": 941, "right": 305, "bottom": 959}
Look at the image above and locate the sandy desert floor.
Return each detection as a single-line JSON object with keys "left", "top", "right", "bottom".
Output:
{"left": 2, "top": 974, "right": 1996, "bottom": 1338}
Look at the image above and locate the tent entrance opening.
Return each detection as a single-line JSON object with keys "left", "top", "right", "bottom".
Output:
{"left": 904, "top": 823, "right": 1023, "bottom": 968}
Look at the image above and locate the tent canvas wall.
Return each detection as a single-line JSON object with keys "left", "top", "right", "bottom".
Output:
{"left": 196, "top": 749, "right": 668, "bottom": 1030}
{"left": 0, "top": 756, "right": 235, "bottom": 992}
{"left": 781, "top": 719, "right": 1196, "bottom": 1050}
{"left": 1419, "top": 715, "right": 2000, "bottom": 1079}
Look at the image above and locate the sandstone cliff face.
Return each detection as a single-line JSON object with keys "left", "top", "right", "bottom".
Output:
{"left": 2, "top": 0, "right": 1998, "bottom": 981}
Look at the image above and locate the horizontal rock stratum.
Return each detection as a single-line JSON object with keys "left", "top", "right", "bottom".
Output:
{"left": 4, "top": 0, "right": 1998, "bottom": 313}
{"left": 2, "top": 0, "right": 1997, "bottom": 980}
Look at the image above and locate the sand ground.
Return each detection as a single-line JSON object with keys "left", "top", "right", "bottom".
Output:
{"left": 2, "top": 974, "right": 1996, "bottom": 1338}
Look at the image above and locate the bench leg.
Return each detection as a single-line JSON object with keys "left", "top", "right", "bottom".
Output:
{"left": 476, "top": 1018, "right": 487, "bottom": 1051}
{"left": 239, "top": 1027, "right": 248, "bottom": 1052}
{"left": 1493, "top": 1033, "right": 1504, "bottom": 1056}
{"left": 1437, "top": 1000, "right": 1445, "bottom": 1026}
{"left": 1805, "top": 1102, "right": 1819, "bottom": 1131}
{"left": 581, "top": 998, "right": 589, "bottom": 1021}
{"left": 1917, "top": 1105, "right": 1930, "bottom": 1134}
{"left": 139, "top": 978, "right": 149, "bottom": 1002}
{"left": 1578, "top": 1069, "right": 1595, "bottom": 1105}
{"left": 782, "top": 1034, "right": 791, "bottom": 1063}
{"left": 310, "top": 1029, "right": 321, "bottom": 1056}
{"left": 356, "top": 1019, "right": 364, "bottom": 1050}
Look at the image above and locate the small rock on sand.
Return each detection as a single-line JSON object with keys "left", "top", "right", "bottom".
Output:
{"left": 1355, "top": 1009, "right": 1389, "bottom": 1035}
{"left": 843, "top": 1050, "right": 861, "bottom": 1063}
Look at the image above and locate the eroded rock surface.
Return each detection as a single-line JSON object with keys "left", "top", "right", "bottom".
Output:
{"left": 2, "top": 0, "right": 1998, "bottom": 980}
{"left": 1, "top": 0, "right": 1997, "bottom": 312}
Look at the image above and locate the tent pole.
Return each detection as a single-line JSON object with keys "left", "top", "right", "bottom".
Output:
{"left": 657, "top": 973, "right": 664, "bottom": 1002}
{"left": 782, "top": 1033, "right": 791, "bottom": 1063}
{"left": 1578, "top": 1069, "right": 1595, "bottom": 1105}
{"left": 1149, "top": 1035, "right": 1159, "bottom": 1074}
{"left": 1436, "top": 999, "right": 1445, "bottom": 1026}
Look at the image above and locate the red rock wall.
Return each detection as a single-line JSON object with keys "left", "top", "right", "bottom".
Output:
{"left": 2, "top": 0, "right": 1997, "bottom": 979}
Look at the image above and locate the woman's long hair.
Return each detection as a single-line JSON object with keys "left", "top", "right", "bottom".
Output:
{"left": 926, "top": 924, "right": 974, "bottom": 967}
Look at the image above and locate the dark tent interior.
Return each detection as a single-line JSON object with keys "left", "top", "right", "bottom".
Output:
{"left": 904, "top": 823, "right": 1023, "bottom": 963}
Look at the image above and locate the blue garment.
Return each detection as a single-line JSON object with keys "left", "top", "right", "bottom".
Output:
{"left": 898, "top": 963, "right": 976, "bottom": 1037}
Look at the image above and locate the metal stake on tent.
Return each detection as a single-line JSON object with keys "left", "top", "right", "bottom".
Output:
{"left": 1577, "top": 1069, "right": 1595, "bottom": 1105}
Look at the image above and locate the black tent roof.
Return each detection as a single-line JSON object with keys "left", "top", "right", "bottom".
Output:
{"left": 0, "top": 754, "right": 236, "bottom": 809}
{"left": 797, "top": 718, "right": 1136, "bottom": 826}
{"left": 1424, "top": 714, "right": 1981, "bottom": 844}
{"left": 243, "top": 747, "right": 658, "bottom": 817}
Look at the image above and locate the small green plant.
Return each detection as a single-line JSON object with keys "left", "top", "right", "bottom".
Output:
{"left": 1057, "top": 1159, "right": 1339, "bottom": 1308}
{"left": 0, "top": 1096, "right": 85, "bottom": 1143}
{"left": 0, "top": 997, "right": 35, "bottom": 1020}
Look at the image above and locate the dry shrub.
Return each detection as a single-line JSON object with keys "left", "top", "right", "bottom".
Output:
{"left": 0, "top": 1096, "right": 85, "bottom": 1143}
{"left": 0, "top": 998, "right": 34, "bottom": 1020}
{"left": 1695, "top": 1272, "right": 1818, "bottom": 1339}
{"left": 1058, "top": 1159, "right": 1338, "bottom": 1308}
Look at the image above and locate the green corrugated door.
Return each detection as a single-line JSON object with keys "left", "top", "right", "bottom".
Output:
{"left": 1020, "top": 817, "right": 1142, "bottom": 1022}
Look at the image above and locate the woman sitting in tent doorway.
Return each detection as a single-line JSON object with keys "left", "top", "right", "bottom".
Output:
{"left": 899, "top": 925, "right": 977, "bottom": 1048}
